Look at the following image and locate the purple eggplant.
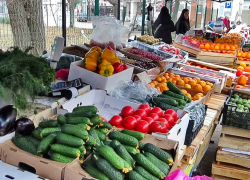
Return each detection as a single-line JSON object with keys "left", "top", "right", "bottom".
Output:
{"left": 14, "top": 118, "right": 35, "bottom": 136}
{"left": 0, "top": 105, "right": 17, "bottom": 136}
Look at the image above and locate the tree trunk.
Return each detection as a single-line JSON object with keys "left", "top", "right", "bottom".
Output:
{"left": 70, "top": 6, "right": 75, "bottom": 27}
{"left": 172, "top": 0, "right": 180, "bottom": 23}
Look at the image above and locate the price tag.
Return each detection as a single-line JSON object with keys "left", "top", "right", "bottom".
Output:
{"left": 136, "top": 71, "right": 152, "bottom": 85}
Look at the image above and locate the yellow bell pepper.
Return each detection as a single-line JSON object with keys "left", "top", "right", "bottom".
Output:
{"left": 98, "top": 59, "right": 111, "bottom": 69}
{"left": 101, "top": 48, "right": 116, "bottom": 61}
{"left": 99, "top": 64, "right": 114, "bottom": 77}
{"left": 109, "top": 56, "right": 121, "bottom": 65}
{"left": 85, "top": 57, "right": 97, "bottom": 71}
{"left": 85, "top": 50, "right": 99, "bottom": 59}
{"left": 90, "top": 46, "right": 102, "bottom": 53}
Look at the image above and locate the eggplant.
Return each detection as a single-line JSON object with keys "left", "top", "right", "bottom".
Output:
{"left": 14, "top": 118, "right": 35, "bottom": 136}
{"left": 0, "top": 105, "right": 17, "bottom": 136}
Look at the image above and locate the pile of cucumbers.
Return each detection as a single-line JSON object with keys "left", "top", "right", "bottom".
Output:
{"left": 151, "top": 81, "right": 192, "bottom": 111}
{"left": 83, "top": 130, "right": 174, "bottom": 180}
{"left": 12, "top": 105, "right": 112, "bottom": 163}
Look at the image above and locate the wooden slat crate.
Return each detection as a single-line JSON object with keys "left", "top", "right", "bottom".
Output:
{"left": 197, "top": 51, "right": 236, "bottom": 64}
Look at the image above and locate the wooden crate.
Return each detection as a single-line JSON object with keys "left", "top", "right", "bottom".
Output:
{"left": 212, "top": 163, "right": 250, "bottom": 180}
{"left": 219, "top": 126, "right": 250, "bottom": 152}
{"left": 216, "top": 150, "right": 250, "bottom": 169}
{"left": 197, "top": 51, "right": 236, "bottom": 64}
{"left": 213, "top": 175, "right": 241, "bottom": 180}
{"left": 172, "top": 42, "right": 200, "bottom": 56}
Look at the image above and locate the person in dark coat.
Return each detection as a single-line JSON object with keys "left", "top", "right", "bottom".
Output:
{"left": 175, "top": 9, "right": 190, "bottom": 35}
{"left": 153, "top": 6, "right": 175, "bottom": 44}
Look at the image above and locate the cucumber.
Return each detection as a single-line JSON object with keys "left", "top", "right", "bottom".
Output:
{"left": 143, "top": 143, "right": 173, "bottom": 166}
{"left": 50, "top": 152, "right": 75, "bottom": 163}
{"left": 40, "top": 127, "right": 61, "bottom": 138}
{"left": 94, "top": 129, "right": 107, "bottom": 141}
{"left": 89, "top": 129, "right": 101, "bottom": 146}
{"left": 73, "top": 106, "right": 98, "bottom": 114}
{"left": 108, "top": 131, "right": 139, "bottom": 148}
{"left": 184, "top": 95, "right": 192, "bottom": 103}
{"left": 167, "top": 81, "right": 183, "bottom": 95}
{"left": 57, "top": 115, "right": 67, "bottom": 125}
{"left": 100, "top": 122, "right": 112, "bottom": 130}
{"left": 83, "top": 162, "right": 110, "bottom": 180}
{"left": 79, "top": 145, "right": 86, "bottom": 154}
{"left": 39, "top": 120, "right": 58, "bottom": 128}
{"left": 103, "top": 140, "right": 111, "bottom": 146}
{"left": 90, "top": 115, "right": 103, "bottom": 126}
{"left": 158, "top": 94, "right": 187, "bottom": 106}
{"left": 152, "top": 97, "right": 179, "bottom": 107}
{"left": 162, "top": 90, "right": 185, "bottom": 100}
{"left": 110, "top": 140, "right": 121, "bottom": 149}
{"left": 66, "top": 117, "right": 91, "bottom": 125}
{"left": 77, "top": 123, "right": 91, "bottom": 131}
{"left": 32, "top": 127, "right": 43, "bottom": 140}
{"left": 133, "top": 153, "right": 165, "bottom": 179}
{"left": 139, "top": 142, "right": 145, "bottom": 150}
{"left": 93, "top": 155, "right": 124, "bottom": 180}
{"left": 12, "top": 136, "right": 37, "bottom": 155}
{"left": 97, "top": 128, "right": 108, "bottom": 134}
{"left": 123, "top": 145, "right": 140, "bottom": 155}
{"left": 114, "top": 144, "right": 135, "bottom": 167}
{"left": 144, "top": 152, "right": 170, "bottom": 175}
{"left": 61, "top": 124, "right": 88, "bottom": 140}
{"left": 56, "top": 133, "right": 84, "bottom": 148}
{"left": 155, "top": 102, "right": 179, "bottom": 111}
{"left": 86, "top": 134, "right": 96, "bottom": 146}
{"left": 65, "top": 111, "right": 93, "bottom": 118}
{"left": 37, "top": 133, "right": 57, "bottom": 154}
{"left": 134, "top": 166, "right": 159, "bottom": 180}
{"left": 127, "top": 171, "right": 147, "bottom": 180}
{"left": 120, "top": 129, "right": 145, "bottom": 141}
{"left": 26, "top": 136, "right": 40, "bottom": 147}
{"left": 51, "top": 144, "right": 81, "bottom": 158}
{"left": 98, "top": 145, "right": 128, "bottom": 173}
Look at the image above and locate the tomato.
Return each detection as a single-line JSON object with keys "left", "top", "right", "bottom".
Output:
{"left": 134, "top": 109, "right": 147, "bottom": 119}
{"left": 164, "top": 109, "right": 178, "bottom": 121}
{"left": 138, "top": 104, "right": 151, "bottom": 114}
{"left": 109, "top": 115, "right": 123, "bottom": 126}
{"left": 135, "top": 120, "right": 149, "bottom": 133}
{"left": 102, "top": 117, "right": 107, "bottom": 122}
{"left": 122, "top": 116, "right": 137, "bottom": 130}
{"left": 236, "top": 69, "right": 243, "bottom": 77}
{"left": 163, "top": 114, "right": 175, "bottom": 126}
{"left": 150, "top": 121, "right": 168, "bottom": 133}
{"left": 133, "top": 115, "right": 141, "bottom": 121}
{"left": 148, "top": 113, "right": 159, "bottom": 121}
{"left": 143, "top": 117, "right": 154, "bottom": 124}
{"left": 157, "top": 118, "right": 170, "bottom": 130}
{"left": 120, "top": 106, "right": 134, "bottom": 118}
{"left": 150, "top": 107, "right": 163, "bottom": 117}
{"left": 116, "top": 126, "right": 124, "bottom": 129}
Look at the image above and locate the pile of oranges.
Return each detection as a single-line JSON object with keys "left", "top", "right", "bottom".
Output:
{"left": 199, "top": 43, "right": 238, "bottom": 54}
{"left": 148, "top": 73, "right": 213, "bottom": 94}
{"left": 237, "top": 50, "right": 250, "bottom": 61}
{"left": 237, "top": 62, "right": 250, "bottom": 73}
{"left": 181, "top": 89, "right": 204, "bottom": 101}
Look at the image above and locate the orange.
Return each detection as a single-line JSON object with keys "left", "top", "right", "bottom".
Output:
{"left": 152, "top": 81, "right": 158, "bottom": 85}
{"left": 205, "top": 43, "right": 210, "bottom": 49}
{"left": 184, "top": 84, "right": 191, "bottom": 89}
{"left": 197, "top": 93, "right": 204, "bottom": 97}
{"left": 161, "top": 78, "right": 167, "bottom": 83}
{"left": 245, "top": 67, "right": 250, "bottom": 72}
{"left": 237, "top": 75, "right": 247, "bottom": 86}
{"left": 193, "top": 94, "right": 202, "bottom": 101}
{"left": 176, "top": 80, "right": 185, "bottom": 86}
{"left": 240, "top": 62, "right": 247, "bottom": 68}
{"left": 160, "top": 86, "right": 169, "bottom": 92}
{"left": 186, "top": 93, "right": 192, "bottom": 99}
{"left": 181, "top": 89, "right": 187, "bottom": 94}
{"left": 237, "top": 66, "right": 245, "bottom": 71}
{"left": 207, "top": 82, "right": 213, "bottom": 87}
{"left": 194, "top": 77, "right": 201, "bottom": 83}
{"left": 193, "top": 84, "right": 203, "bottom": 91}
{"left": 175, "top": 75, "right": 181, "bottom": 79}
{"left": 225, "top": 45, "right": 230, "bottom": 50}
{"left": 199, "top": 81, "right": 206, "bottom": 87}
{"left": 210, "top": 45, "right": 215, "bottom": 50}
{"left": 231, "top": 46, "right": 236, "bottom": 51}
{"left": 169, "top": 73, "right": 175, "bottom": 78}
{"left": 220, "top": 45, "right": 225, "bottom": 50}
{"left": 149, "top": 82, "right": 155, "bottom": 87}
{"left": 172, "top": 80, "right": 177, "bottom": 85}
{"left": 237, "top": 52, "right": 242, "bottom": 57}
{"left": 203, "top": 85, "right": 211, "bottom": 92}
{"left": 164, "top": 73, "right": 169, "bottom": 79}
{"left": 234, "top": 44, "right": 239, "bottom": 49}
{"left": 183, "top": 77, "right": 189, "bottom": 84}
{"left": 188, "top": 80, "right": 197, "bottom": 87}
{"left": 200, "top": 44, "right": 205, "bottom": 49}
{"left": 215, "top": 45, "right": 220, "bottom": 50}
{"left": 242, "top": 53, "right": 246, "bottom": 58}
{"left": 247, "top": 53, "right": 250, "bottom": 59}
{"left": 156, "top": 76, "right": 162, "bottom": 82}
{"left": 167, "top": 77, "right": 173, "bottom": 82}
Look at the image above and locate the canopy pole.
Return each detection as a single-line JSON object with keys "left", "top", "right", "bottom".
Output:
{"left": 141, "top": 0, "right": 146, "bottom": 35}
{"left": 95, "top": 0, "right": 99, "bottom": 16}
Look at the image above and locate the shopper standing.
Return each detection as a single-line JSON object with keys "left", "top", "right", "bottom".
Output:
{"left": 223, "top": 14, "right": 231, "bottom": 33}
{"left": 153, "top": 6, "right": 175, "bottom": 44}
{"left": 175, "top": 9, "right": 190, "bottom": 35}
{"left": 147, "top": 3, "right": 154, "bottom": 36}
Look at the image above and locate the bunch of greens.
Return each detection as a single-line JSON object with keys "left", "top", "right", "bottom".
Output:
{"left": 0, "top": 47, "right": 55, "bottom": 109}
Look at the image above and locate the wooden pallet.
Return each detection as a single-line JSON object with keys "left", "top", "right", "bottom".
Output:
{"left": 216, "top": 150, "right": 250, "bottom": 169}
{"left": 212, "top": 163, "right": 250, "bottom": 180}
{"left": 219, "top": 126, "right": 250, "bottom": 152}
{"left": 206, "top": 93, "right": 228, "bottom": 112}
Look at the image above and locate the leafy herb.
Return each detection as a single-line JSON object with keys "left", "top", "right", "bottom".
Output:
{"left": 0, "top": 47, "right": 55, "bottom": 109}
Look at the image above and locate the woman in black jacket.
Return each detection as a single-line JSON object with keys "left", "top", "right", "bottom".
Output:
{"left": 153, "top": 6, "right": 175, "bottom": 44}
{"left": 175, "top": 9, "right": 190, "bottom": 35}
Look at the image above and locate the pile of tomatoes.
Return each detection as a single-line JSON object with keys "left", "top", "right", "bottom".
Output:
{"left": 109, "top": 104, "right": 179, "bottom": 134}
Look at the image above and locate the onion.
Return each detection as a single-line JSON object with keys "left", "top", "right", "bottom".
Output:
{"left": 0, "top": 105, "right": 17, "bottom": 136}
{"left": 14, "top": 118, "right": 35, "bottom": 136}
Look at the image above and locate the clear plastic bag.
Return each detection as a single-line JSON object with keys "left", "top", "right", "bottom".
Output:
{"left": 165, "top": 170, "right": 214, "bottom": 180}
{"left": 90, "top": 16, "right": 128, "bottom": 49}
{"left": 175, "top": 34, "right": 184, "bottom": 43}
{"left": 109, "top": 80, "right": 160, "bottom": 104}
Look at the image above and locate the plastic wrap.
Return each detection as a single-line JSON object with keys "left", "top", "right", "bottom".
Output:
{"left": 109, "top": 80, "right": 160, "bottom": 104}
{"left": 90, "top": 16, "right": 128, "bottom": 49}
{"left": 175, "top": 34, "right": 184, "bottom": 43}
{"left": 165, "top": 170, "right": 214, "bottom": 180}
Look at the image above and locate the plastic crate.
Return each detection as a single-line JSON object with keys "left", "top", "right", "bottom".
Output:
{"left": 222, "top": 90, "right": 250, "bottom": 130}
{"left": 131, "top": 41, "right": 155, "bottom": 52}
{"left": 184, "top": 105, "right": 207, "bottom": 146}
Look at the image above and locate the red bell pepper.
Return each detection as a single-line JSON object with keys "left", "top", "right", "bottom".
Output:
{"left": 123, "top": 64, "right": 128, "bottom": 70}
{"left": 113, "top": 63, "right": 124, "bottom": 73}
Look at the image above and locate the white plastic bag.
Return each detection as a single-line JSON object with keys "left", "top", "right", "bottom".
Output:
{"left": 174, "top": 34, "right": 184, "bottom": 43}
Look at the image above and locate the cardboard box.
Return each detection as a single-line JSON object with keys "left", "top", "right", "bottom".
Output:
{"left": 0, "top": 132, "right": 15, "bottom": 145}
{"left": 64, "top": 135, "right": 179, "bottom": 180}
{"left": 68, "top": 60, "right": 134, "bottom": 93}
{"left": 0, "top": 140, "right": 70, "bottom": 180}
